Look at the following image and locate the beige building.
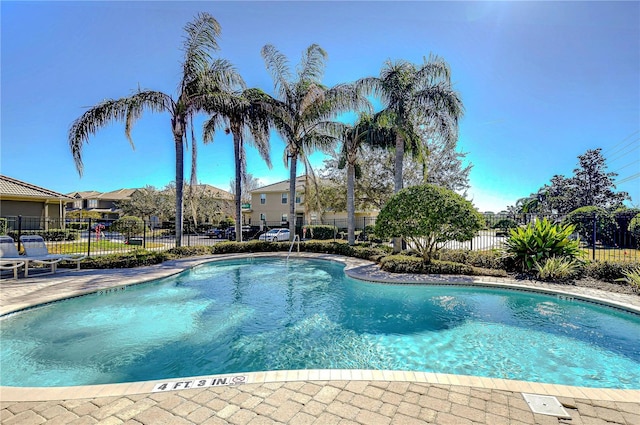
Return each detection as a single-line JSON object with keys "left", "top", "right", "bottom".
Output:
{"left": 67, "top": 188, "right": 141, "bottom": 220}
{"left": 0, "top": 175, "right": 71, "bottom": 230}
{"left": 244, "top": 177, "right": 306, "bottom": 226}
{"left": 245, "top": 176, "right": 378, "bottom": 230}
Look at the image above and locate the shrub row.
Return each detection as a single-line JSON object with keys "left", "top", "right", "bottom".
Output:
{"left": 7, "top": 229, "right": 79, "bottom": 241}
{"left": 303, "top": 225, "right": 337, "bottom": 240}
{"left": 380, "top": 255, "right": 507, "bottom": 277}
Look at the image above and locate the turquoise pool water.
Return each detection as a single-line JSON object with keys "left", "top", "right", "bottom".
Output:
{"left": 1, "top": 258, "right": 639, "bottom": 388}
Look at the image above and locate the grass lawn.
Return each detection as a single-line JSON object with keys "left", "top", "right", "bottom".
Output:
{"left": 580, "top": 247, "right": 640, "bottom": 262}
{"left": 47, "top": 240, "right": 167, "bottom": 255}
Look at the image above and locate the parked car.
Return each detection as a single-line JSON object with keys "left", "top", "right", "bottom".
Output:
{"left": 258, "top": 228, "right": 291, "bottom": 242}
{"left": 206, "top": 228, "right": 225, "bottom": 239}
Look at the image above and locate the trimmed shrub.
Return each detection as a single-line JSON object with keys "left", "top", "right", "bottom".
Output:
{"left": 8, "top": 229, "right": 79, "bottom": 241}
{"left": 81, "top": 250, "right": 168, "bottom": 269}
{"left": 583, "top": 261, "right": 640, "bottom": 282}
{"left": 375, "top": 184, "right": 484, "bottom": 262}
{"left": 112, "top": 216, "right": 145, "bottom": 238}
{"left": 303, "top": 225, "right": 337, "bottom": 240}
{"left": 434, "top": 249, "right": 506, "bottom": 270}
{"left": 166, "top": 246, "right": 213, "bottom": 257}
{"left": 0, "top": 218, "right": 7, "bottom": 235}
{"left": 380, "top": 255, "right": 475, "bottom": 275}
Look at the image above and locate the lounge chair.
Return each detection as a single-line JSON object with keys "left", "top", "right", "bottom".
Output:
{"left": 0, "top": 236, "right": 26, "bottom": 279}
{"left": 19, "top": 235, "right": 86, "bottom": 276}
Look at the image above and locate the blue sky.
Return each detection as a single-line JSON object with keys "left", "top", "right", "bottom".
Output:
{"left": 2, "top": 1, "right": 638, "bottom": 212}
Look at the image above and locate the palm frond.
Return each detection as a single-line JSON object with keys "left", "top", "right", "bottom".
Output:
{"left": 68, "top": 90, "right": 172, "bottom": 175}
{"left": 261, "top": 44, "right": 293, "bottom": 100}
{"left": 297, "top": 44, "right": 327, "bottom": 83}
{"left": 181, "top": 12, "right": 222, "bottom": 81}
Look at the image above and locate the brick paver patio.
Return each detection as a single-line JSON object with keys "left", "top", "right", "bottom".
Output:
{"left": 2, "top": 253, "right": 639, "bottom": 424}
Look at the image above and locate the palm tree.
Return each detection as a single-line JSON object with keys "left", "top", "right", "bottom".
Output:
{"left": 202, "top": 87, "right": 273, "bottom": 242}
{"left": 261, "top": 43, "right": 369, "bottom": 240}
{"left": 68, "top": 13, "right": 239, "bottom": 247}
{"left": 357, "top": 54, "right": 464, "bottom": 251}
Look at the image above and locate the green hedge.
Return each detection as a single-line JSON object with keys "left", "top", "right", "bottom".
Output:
{"left": 583, "top": 261, "right": 640, "bottom": 282}
{"left": 8, "top": 229, "right": 79, "bottom": 241}
{"left": 434, "top": 249, "right": 506, "bottom": 270}
{"left": 304, "top": 225, "right": 337, "bottom": 240}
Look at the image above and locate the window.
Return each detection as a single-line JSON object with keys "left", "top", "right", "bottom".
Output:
{"left": 260, "top": 213, "right": 266, "bottom": 221}
{"left": 260, "top": 194, "right": 266, "bottom": 204}
{"left": 88, "top": 199, "right": 98, "bottom": 209}
{"left": 295, "top": 195, "right": 301, "bottom": 204}
{"left": 281, "top": 214, "right": 288, "bottom": 223}
{"left": 281, "top": 193, "right": 288, "bottom": 204}
{"left": 73, "top": 200, "right": 82, "bottom": 209}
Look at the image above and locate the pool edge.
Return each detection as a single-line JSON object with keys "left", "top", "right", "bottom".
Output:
{"left": 2, "top": 252, "right": 639, "bottom": 402}
{"left": 1, "top": 369, "right": 639, "bottom": 402}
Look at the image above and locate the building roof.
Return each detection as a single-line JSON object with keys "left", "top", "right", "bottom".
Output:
{"left": 67, "top": 191, "right": 102, "bottom": 199}
{"left": 98, "top": 188, "right": 140, "bottom": 200}
{"left": 254, "top": 176, "right": 306, "bottom": 193}
{"left": 0, "top": 175, "right": 71, "bottom": 200}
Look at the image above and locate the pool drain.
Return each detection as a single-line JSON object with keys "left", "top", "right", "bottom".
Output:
{"left": 522, "top": 393, "right": 571, "bottom": 419}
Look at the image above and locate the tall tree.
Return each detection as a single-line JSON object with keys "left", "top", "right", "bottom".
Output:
{"left": 357, "top": 55, "right": 464, "bottom": 251}
{"left": 203, "top": 87, "right": 273, "bottom": 241}
{"left": 572, "top": 148, "right": 628, "bottom": 210}
{"left": 69, "top": 13, "right": 238, "bottom": 246}
{"left": 261, "top": 43, "right": 369, "bottom": 240}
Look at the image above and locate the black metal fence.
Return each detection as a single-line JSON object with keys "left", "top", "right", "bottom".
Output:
{"left": 1, "top": 212, "right": 638, "bottom": 262}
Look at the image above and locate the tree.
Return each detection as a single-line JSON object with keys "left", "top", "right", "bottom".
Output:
{"left": 230, "top": 173, "right": 261, "bottom": 205}
{"left": 374, "top": 184, "right": 484, "bottom": 262}
{"left": 203, "top": 87, "right": 273, "bottom": 241}
{"left": 510, "top": 148, "right": 629, "bottom": 215}
{"left": 357, "top": 55, "right": 464, "bottom": 251}
{"left": 261, "top": 44, "right": 369, "bottom": 240}
{"left": 69, "top": 13, "right": 238, "bottom": 246}
{"left": 117, "top": 186, "right": 166, "bottom": 222}
{"left": 572, "top": 148, "right": 628, "bottom": 210}
{"left": 563, "top": 206, "right": 618, "bottom": 246}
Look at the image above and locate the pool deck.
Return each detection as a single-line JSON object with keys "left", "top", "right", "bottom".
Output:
{"left": 1, "top": 252, "right": 639, "bottom": 424}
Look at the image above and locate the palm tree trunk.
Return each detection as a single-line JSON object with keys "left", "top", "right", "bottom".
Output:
{"left": 232, "top": 124, "right": 243, "bottom": 242}
{"left": 393, "top": 133, "right": 405, "bottom": 253}
{"left": 172, "top": 125, "right": 185, "bottom": 247}
{"left": 289, "top": 151, "right": 297, "bottom": 242}
{"left": 347, "top": 161, "right": 356, "bottom": 246}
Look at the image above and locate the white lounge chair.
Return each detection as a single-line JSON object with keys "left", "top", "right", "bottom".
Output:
{"left": 19, "top": 235, "right": 86, "bottom": 275}
{"left": 0, "top": 236, "right": 26, "bottom": 279}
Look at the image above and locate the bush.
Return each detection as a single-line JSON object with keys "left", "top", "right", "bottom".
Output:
{"left": 535, "top": 257, "right": 583, "bottom": 282}
{"left": 380, "top": 255, "right": 474, "bottom": 275}
{"left": 82, "top": 250, "right": 168, "bottom": 269}
{"left": 375, "top": 184, "right": 484, "bottom": 262}
{"left": 0, "top": 218, "right": 7, "bottom": 235}
{"left": 563, "top": 206, "right": 618, "bottom": 247}
{"left": 616, "top": 266, "right": 640, "bottom": 292}
{"left": 434, "top": 249, "right": 506, "bottom": 270}
{"left": 583, "top": 261, "right": 640, "bottom": 282}
{"left": 111, "top": 216, "right": 145, "bottom": 236}
{"left": 166, "top": 246, "right": 213, "bottom": 257}
{"left": 7, "top": 229, "right": 79, "bottom": 241}
{"left": 303, "top": 225, "right": 337, "bottom": 240}
{"left": 503, "top": 218, "right": 581, "bottom": 272}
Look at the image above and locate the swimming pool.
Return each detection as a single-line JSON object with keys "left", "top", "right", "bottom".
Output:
{"left": 1, "top": 257, "right": 639, "bottom": 388}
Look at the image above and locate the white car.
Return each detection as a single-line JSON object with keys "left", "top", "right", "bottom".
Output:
{"left": 259, "top": 228, "right": 291, "bottom": 242}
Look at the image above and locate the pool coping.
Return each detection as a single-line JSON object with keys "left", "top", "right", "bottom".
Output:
{"left": 1, "top": 252, "right": 639, "bottom": 402}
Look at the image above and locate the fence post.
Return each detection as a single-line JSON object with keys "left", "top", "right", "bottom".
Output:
{"left": 143, "top": 220, "right": 147, "bottom": 249}
{"left": 592, "top": 212, "right": 597, "bottom": 261}
{"left": 87, "top": 218, "right": 92, "bottom": 257}
{"left": 333, "top": 219, "right": 336, "bottom": 241}
{"left": 17, "top": 215, "right": 22, "bottom": 252}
